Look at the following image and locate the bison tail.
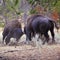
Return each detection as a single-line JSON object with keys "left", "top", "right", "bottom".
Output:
{"left": 50, "top": 20, "right": 59, "bottom": 32}
{"left": 52, "top": 20, "right": 59, "bottom": 32}
{"left": 54, "top": 22, "right": 59, "bottom": 32}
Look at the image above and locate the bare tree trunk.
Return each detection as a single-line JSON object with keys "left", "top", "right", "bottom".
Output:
{"left": 2, "top": 0, "right": 7, "bottom": 24}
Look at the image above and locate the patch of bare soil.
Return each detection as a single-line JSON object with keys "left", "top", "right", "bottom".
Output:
{"left": 0, "top": 44, "right": 60, "bottom": 60}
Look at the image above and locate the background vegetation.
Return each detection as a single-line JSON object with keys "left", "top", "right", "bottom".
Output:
{"left": 0, "top": 0, "right": 60, "bottom": 27}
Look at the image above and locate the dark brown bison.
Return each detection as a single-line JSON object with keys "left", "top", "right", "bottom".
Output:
{"left": 2, "top": 20, "right": 22, "bottom": 44}
{"left": 27, "top": 14, "right": 44, "bottom": 25}
{"left": 5, "top": 28, "right": 23, "bottom": 45}
{"left": 24, "top": 15, "right": 59, "bottom": 44}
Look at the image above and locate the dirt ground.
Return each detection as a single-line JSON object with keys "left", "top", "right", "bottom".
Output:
{"left": 0, "top": 44, "right": 60, "bottom": 60}
{"left": 0, "top": 28, "right": 60, "bottom": 60}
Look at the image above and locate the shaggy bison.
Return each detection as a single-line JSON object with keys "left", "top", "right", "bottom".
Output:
{"left": 24, "top": 15, "right": 59, "bottom": 44}
{"left": 2, "top": 20, "right": 23, "bottom": 44}
{"left": 5, "top": 28, "right": 23, "bottom": 45}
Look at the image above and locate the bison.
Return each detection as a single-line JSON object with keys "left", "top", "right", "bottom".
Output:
{"left": 2, "top": 20, "right": 23, "bottom": 44}
{"left": 4, "top": 28, "right": 23, "bottom": 45}
{"left": 24, "top": 15, "right": 59, "bottom": 44}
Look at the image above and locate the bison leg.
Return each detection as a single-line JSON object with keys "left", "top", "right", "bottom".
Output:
{"left": 2, "top": 30, "right": 9, "bottom": 44}
{"left": 3, "top": 34, "right": 6, "bottom": 43}
{"left": 37, "top": 33, "right": 45, "bottom": 41}
{"left": 42, "top": 32, "right": 49, "bottom": 44}
{"left": 27, "top": 32, "right": 31, "bottom": 41}
{"left": 26, "top": 32, "right": 32, "bottom": 44}
{"left": 5, "top": 32, "right": 12, "bottom": 45}
{"left": 50, "top": 28, "right": 55, "bottom": 43}
{"left": 14, "top": 38, "right": 20, "bottom": 48}
{"left": 37, "top": 34, "right": 42, "bottom": 41}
